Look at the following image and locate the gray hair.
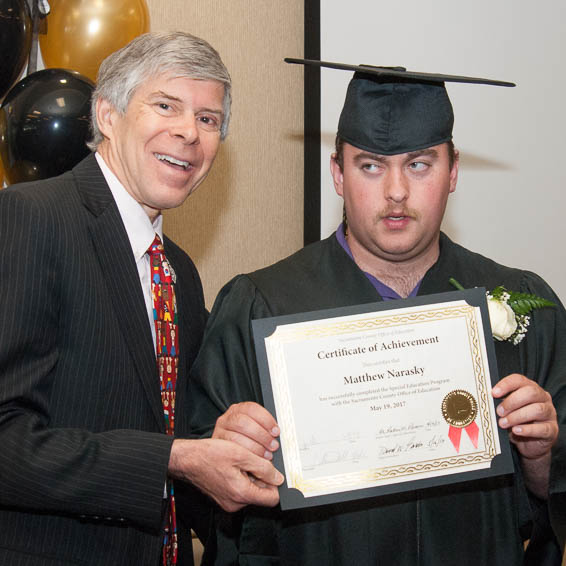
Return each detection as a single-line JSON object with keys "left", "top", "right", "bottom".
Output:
{"left": 87, "top": 31, "right": 232, "bottom": 150}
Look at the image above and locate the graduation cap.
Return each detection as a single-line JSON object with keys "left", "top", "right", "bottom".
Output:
{"left": 285, "top": 58, "right": 515, "bottom": 155}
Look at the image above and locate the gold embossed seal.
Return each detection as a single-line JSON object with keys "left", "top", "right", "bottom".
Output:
{"left": 441, "top": 390, "right": 478, "bottom": 429}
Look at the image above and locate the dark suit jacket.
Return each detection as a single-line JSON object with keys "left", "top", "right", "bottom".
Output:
{"left": 0, "top": 154, "right": 209, "bottom": 565}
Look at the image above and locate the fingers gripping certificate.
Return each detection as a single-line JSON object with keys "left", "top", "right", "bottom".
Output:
{"left": 252, "top": 289, "right": 513, "bottom": 510}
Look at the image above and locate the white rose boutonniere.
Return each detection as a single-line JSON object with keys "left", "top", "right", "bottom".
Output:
{"left": 487, "top": 294, "right": 517, "bottom": 341}
{"left": 449, "top": 278, "right": 555, "bottom": 345}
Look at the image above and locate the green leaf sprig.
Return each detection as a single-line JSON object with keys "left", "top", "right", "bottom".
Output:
{"left": 489, "top": 285, "right": 556, "bottom": 316}
{"left": 449, "top": 277, "right": 555, "bottom": 316}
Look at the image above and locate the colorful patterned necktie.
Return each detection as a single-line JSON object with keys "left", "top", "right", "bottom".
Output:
{"left": 148, "top": 235, "right": 178, "bottom": 566}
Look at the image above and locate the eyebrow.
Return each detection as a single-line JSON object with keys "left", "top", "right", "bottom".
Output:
{"left": 148, "top": 91, "right": 223, "bottom": 115}
{"left": 150, "top": 91, "right": 182, "bottom": 103}
{"left": 197, "top": 107, "right": 224, "bottom": 116}
{"left": 352, "top": 152, "right": 388, "bottom": 165}
{"left": 406, "top": 148, "right": 439, "bottom": 161}
{"left": 352, "top": 147, "right": 439, "bottom": 164}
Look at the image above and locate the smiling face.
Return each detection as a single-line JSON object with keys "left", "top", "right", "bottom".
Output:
{"left": 331, "top": 142, "right": 459, "bottom": 271}
{"left": 96, "top": 73, "right": 225, "bottom": 221}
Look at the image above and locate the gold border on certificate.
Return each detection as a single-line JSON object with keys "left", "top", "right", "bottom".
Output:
{"left": 263, "top": 300, "right": 501, "bottom": 499}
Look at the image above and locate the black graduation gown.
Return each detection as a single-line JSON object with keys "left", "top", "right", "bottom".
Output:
{"left": 189, "top": 233, "right": 566, "bottom": 566}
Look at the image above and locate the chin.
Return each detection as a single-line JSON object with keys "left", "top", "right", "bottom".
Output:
{"left": 378, "top": 242, "right": 421, "bottom": 260}
{"left": 378, "top": 239, "right": 415, "bottom": 256}
{"left": 159, "top": 197, "right": 191, "bottom": 212}
{"left": 158, "top": 185, "right": 197, "bottom": 207}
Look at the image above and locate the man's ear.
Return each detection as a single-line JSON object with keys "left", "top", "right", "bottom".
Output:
{"left": 95, "top": 98, "right": 116, "bottom": 140}
{"left": 330, "top": 154, "right": 344, "bottom": 198}
{"left": 449, "top": 149, "right": 460, "bottom": 194}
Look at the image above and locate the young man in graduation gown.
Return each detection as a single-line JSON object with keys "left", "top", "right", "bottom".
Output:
{"left": 188, "top": 62, "right": 566, "bottom": 565}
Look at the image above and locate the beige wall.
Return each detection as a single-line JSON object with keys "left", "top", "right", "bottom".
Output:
{"left": 148, "top": 1, "right": 304, "bottom": 307}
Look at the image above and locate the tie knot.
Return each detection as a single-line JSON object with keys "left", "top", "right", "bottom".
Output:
{"left": 148, "top": 234, "right": 176, "bottom": 284}
{"left": 148, "top": 234, "right": 164, "bottom": 256}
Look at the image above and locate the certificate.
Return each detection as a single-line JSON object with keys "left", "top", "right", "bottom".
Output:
{"left": 252, "top": 288, "right": 513, "bottom": 510}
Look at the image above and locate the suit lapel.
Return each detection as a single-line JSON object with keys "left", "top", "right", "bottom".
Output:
{"left": 72, "top": 155, "right": 165, "bottom": 431}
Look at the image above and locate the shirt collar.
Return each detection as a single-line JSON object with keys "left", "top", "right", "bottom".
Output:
{"left": 95, "top": 152, "right": 163, "bottom": 260}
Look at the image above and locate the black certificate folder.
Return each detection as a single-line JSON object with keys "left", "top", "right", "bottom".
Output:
{"left": 252, "top": 288, "right": 514, "bottom": 511}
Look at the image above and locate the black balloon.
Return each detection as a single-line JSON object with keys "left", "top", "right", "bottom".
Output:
{"left": 0, "top": 68, "right": 94, "bottom": 184}
{"left": 0, "top": 0, "right": 32, "bottom": 100}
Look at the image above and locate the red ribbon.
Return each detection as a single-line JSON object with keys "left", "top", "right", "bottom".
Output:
{"left": 448, "top": 421, "right": 479, "bottom": 452}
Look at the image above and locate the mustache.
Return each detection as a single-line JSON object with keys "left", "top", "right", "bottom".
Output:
{"left": 376, "top": 207, "right": 419, "bottom": 220}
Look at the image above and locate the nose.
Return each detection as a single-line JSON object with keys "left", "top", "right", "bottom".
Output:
{"left": 170, "top": 112, "right": 200, "bottom": 144}
{"left": 382, "top": 168, "right": 409, "bottom": 203}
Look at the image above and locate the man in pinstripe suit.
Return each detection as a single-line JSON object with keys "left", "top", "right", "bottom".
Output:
{"left": 0, "top": 32, "right": 283, "bottom": 565}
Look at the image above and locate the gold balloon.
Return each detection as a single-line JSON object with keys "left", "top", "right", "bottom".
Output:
{"left": 39, "top": 0, "right": 150, "bottom": 82}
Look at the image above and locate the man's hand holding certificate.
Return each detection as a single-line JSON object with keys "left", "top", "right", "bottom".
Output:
{"left": 253, "top": 289, "right": 514, "bottom": 510}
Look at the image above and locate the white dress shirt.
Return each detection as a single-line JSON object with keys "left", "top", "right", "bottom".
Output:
{"left": 95, "top": 152, "right": 162, "bottom": 351}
